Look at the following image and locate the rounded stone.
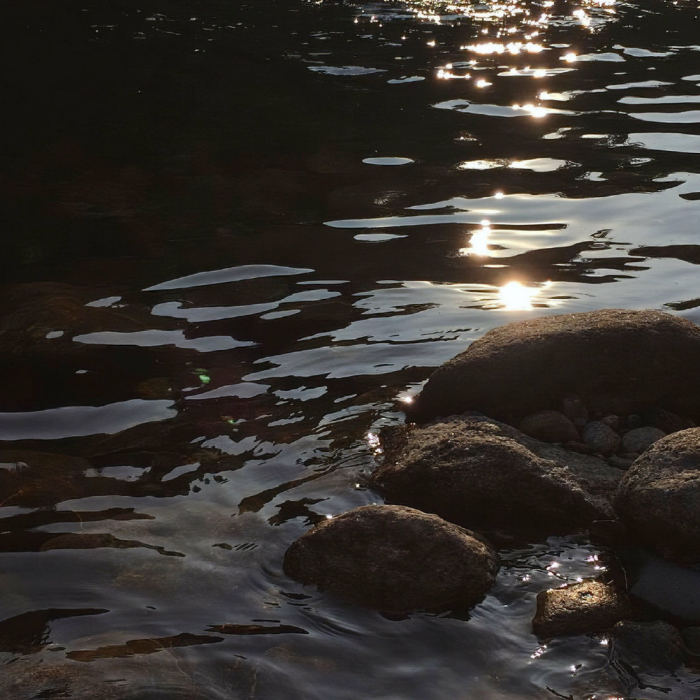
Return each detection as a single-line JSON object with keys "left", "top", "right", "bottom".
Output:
{"left": 283, "top": 505, "right": 499, "bottom": 613}
{"left": 562, "top": 395, "right": 589, "bottom": 428}
{"left": 615, "top": 428, "right": 700, "bottom": 564}
{"left": 371, "top": 418, "right": 610, "bottom": 533}
{"left": 404, "top": 309, "right": 700, "bottom": 424}
{"left": 519, "top": 410, "right": 580, "bottom": 443}
{"left": 581, "top": 421, "right": 621, "bottom": 456}
{"left": 621, "top": 427, "right": 665, "bottom": 455}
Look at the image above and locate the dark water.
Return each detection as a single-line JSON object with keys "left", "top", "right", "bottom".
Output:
{"left": 3, "top": 0, "right": 700, "bottom": 697}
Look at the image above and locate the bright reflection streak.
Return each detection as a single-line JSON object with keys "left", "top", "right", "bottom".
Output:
{"left": 499, "top": 281, "right": 534, "bottom": 310}
{"left": 462, "top": 42, "right": 544, "bottom": 55}
{"left": 563, "top": 52, "right": 578, "bottom": 62}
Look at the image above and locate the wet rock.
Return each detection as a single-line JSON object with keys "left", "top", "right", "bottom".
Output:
{"left": 620, "top": 546, "right": 700, "bottom": 621}
{"left": 519, "top": 410, "right": 579, "bottom": 443}
{"left": 563, "top": 395, "right": 589, "bottom": 428}
{"left": 621, "top": 427, "right": 665, "bottom": 455}
{"left": 532, "top": 580, "right": 635, "bottom": 637}
{"left": 372, "top": 414, "right": 620, "bottom": 533}
{"left": 283, "top": 505, "right": 499, "bottom": 613}
{"left": 601, "top": 415, "right": 620, "bottom": 431}
{"left": 612, "top": 620, "right": 685, "bottom": 672}
{"left": 643, "top": 407, "right": 693, "bottom": 435}
{"left": 581, "top": 421, "right": 621, "bottom": 457}
{"left": 615, "top": 428, "right": 700, "bottom": 564}
{"left": 404, "top": 309, "right": 700, "bottom": 424}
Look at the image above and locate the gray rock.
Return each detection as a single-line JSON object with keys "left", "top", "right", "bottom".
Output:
{"left": 601, "top": 415, "right": 620, "bottom": 430}
{"left": 622, "top": 547, "right": 700, "bottom": 621}
{"left": 626, "top": 414, "right": 643, "bottom": 429}
{"left": 283, "top": 505, "right": 499, "bottom": 613}
{"left": 582, "top": 421, "right": 621, "bottom": 456}
{"left": 612, "top": 620, "right": 685, "bottom": 672}
{"left": 608, "top": 455, "right": 636, "bottom": 470}
{"left": 563, "top": 395, "right": 589, "bottom": 428}
{"left": 615, "top": 428, "right": 700, "bottom": 564}
{"left": 372, "top": 414, "right": 622, "bottom": 533}
{"left": 404, "top": 309, "right": 700, "bottom": 424}
{"left": 519, "top": 410, "right": 580, "bottom": 443}
{"left": 621, "top": 427, "right": 666, "bottom": 455}
{"left": 532, "top": 580, "right": 635, "bottom": 637}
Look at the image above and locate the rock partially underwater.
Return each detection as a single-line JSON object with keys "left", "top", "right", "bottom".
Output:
{"left": 283, "top": 505, "right": 499, "bottom": 613}
{"left": 371, "top": 414, "right": 623, "bottom": 533}
{"left": 404, "top": 309, "right": 700, "bottom": 424}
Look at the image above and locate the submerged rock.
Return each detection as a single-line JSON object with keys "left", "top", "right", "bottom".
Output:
{"left": 563, "top": 395, "right": 589, "bottom": 429}
{"left": 643, "top": 407, "right": 693, "bottom": 435}
{"left": 615, "top": 428, "right": 700, "bottom": 564}
{"left": 404, "top": 309, "right": 700, "bottom": 424}
{"left": 283, "top": 505, "right": 499, "bottom": 613}
{"left": 372, "top": 414, "right": 622, "bottom": 533}
{"left": 532, "top": 580, "right": 635, "bottom": 637}
{"left": 621, "top": 427, "right": 665, "bottom": 455}
{"left": 519, "top": 410, "right": 579, "bottom": 444}
{"left": 611, "top": 620, "right": 685, "bottom": 672}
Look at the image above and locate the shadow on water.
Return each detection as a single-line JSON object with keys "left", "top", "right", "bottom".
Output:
{"left": 3, "top": 0, "right": 700, "bottom": 697}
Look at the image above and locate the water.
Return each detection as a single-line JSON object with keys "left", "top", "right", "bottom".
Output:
{"left": 3, "top": 0, "right": 700, "bottom": 697}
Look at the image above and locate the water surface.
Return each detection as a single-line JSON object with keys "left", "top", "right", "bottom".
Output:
{"left": 3, "top": 0, "right": 700, "bottom": 697}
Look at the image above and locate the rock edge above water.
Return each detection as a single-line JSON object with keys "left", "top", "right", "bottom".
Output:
{"left": 405, "top": 309, "right": 700, "bottom": 424}
{"left": 283, "top": 504, "right": 499, "bottom": 613}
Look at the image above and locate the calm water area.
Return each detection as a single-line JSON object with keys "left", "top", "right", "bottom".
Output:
{"left": 3, "top": 0, "right": 700, "bottom": 697}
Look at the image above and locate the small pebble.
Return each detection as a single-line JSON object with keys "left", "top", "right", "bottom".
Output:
{"left": 626, "top": 414, "right": 643, "bottom": 429}
{"left": 601, "top": 415, "right": 620, "bottom": 430}
{"left": 519, "top": 410, "right": 580, "bottom": 443}
{"left": 622, "top": 427, "right": 666, "bottom": 455}
{"left": 562, "top": 395, "right": 589, "bottom": 428}
{"left": 581, "top": 421, "right": 621, "bottom": 456}
{"left": 608, "top": 455, "right": 635, "bottom": 470}
{"left": 564, "top": 441, "right": 594, "bottom": 455}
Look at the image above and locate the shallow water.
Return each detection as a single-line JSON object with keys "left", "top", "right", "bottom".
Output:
{"left": 3, "top": 0, "right": 700, "bottom": 697}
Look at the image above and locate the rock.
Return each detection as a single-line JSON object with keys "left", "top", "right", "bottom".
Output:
{"left": 626, "top": 414, "right": 643, "bottom": 429}
{"left": 519, "top": 410, "right": 580, "bottom": 443}
{"left": 601, "top": 415, "right": 620, "bottom": 430}
{"left": 581, "top": 421, "right": 621, "bottom": 456}
{"left": 532, "top": 580, "right": 635, "bottom": 637}
{"left": 643, "top": 407, "right": 693, "bottom": 435}
{"left": 283, "top": 505, "right": 499, "bottom": 613}
{"left": 564, "top": 441, "right": 594, "bottom": 455}
{"left": 563, "top": 395, "right": 589, "bottom": 428}
{"left": 621, "top": 427, "right": 665, "bottom": 455}
{"left": 608, "top": 455, "right": 635, "bottom": 470}
{"left": 372, "top": 414, "right": 621, "bottom": 533}
{"left": 620, "top": 546, "right": 700, "bottom": 621}
{"left": 615, "top": 428, "right": 700, "bottom": 564}
{"left": 681, "top": 627, "right": 700, "bottom": 656}
{"left": 611, "top": 620, "right": 685, "bottom": 672}
{"left": 404, "top": 309, "right": 700, "bottom": 424}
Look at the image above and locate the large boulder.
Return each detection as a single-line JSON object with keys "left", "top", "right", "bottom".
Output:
{"left": 371, "top": 414, "right": 623, "bottom": 532}
{"left": 405, "top": 309, "right": 700, "bottom": 424}
{"left": 283, "top": 505, "right": 499, "bottom": 613}
{"left": 614, "top": 428, "right": 700, "bottom": 564}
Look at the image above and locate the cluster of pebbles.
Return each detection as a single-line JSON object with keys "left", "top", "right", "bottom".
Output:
{"left": 283, "top": 309, "right": 700, "bottom": 670}
{"left": 517, "top": 402, "right": 692, "bottom": 470}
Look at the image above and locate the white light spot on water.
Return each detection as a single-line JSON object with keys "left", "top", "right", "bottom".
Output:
{"left": 45, "top": 331, "right": 64, "bottom": 340}
{"left": 500, "top": 281, "right": 534, "bottom": 310}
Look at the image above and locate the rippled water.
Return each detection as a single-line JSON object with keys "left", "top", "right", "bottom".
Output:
{"left": 3, "top": 0, "right": 700, "bottom": 697}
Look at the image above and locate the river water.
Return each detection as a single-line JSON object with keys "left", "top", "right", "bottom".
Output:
{"left": 3, "top": 0, "right": 700, "bottom": 697}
